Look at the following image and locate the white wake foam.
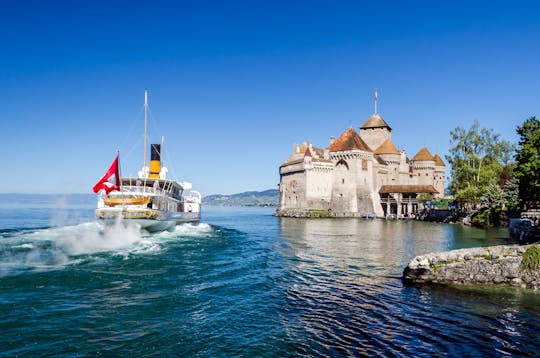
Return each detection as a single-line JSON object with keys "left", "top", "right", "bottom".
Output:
{"left": 52, "top": 220, "right": 145, "bottom": 255}
{"left": 0, "top": 221, "right": 216, "bottom": 277}
{"left": 154, "top": 222, "right": 214, "bottom": 240}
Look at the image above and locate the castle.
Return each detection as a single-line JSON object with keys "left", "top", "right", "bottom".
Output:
{"left": 276, "top": 110, "right": 445, "bottom": 218}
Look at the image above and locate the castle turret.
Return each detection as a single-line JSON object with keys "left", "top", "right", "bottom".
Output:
{"left": 433, "top": 154, "right": 446, "bottom": 199}
{"left": 374, "top": 139, "right": 401, "bottom": 182}
{"left": 359, "top": 114, "right": 392, "bottom": 151}
{"left": 412, "top": 147, "right": 436, "bottom": 186}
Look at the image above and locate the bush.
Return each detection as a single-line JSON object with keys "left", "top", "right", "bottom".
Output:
{"left": 471, "top": 208, "right": 502, "bottom": 228}
{"left": 521, "top": 245, "right": 540, "bottom": 271}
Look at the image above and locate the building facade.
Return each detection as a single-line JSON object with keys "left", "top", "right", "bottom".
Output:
{"left": 276, "top": 112, "right": 445, "bottom": 218}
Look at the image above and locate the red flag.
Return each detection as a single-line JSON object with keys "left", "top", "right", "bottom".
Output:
{"left": 93, "top": 154, "right": 120, "bottom": 194}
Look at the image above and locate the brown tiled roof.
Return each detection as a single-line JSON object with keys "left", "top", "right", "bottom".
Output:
{"left": 280, "top": 158, "right": 304, "bottom": 167}
{"left": 297, "top": 145, "right": 324, "bottom": 157}
{"left": 328, "top": 128, "right": 372, "bottom": 152}
{"left": 433, "top": 153, "right": 445, "bottom": 166}
{"left": 313, "top": 147, "right": 324, "bottom": 157}
{"left": 374, "top": 139, "right": 400, "bottom": 155}
{"left": 360, "top": 114, "right": 391, "bottom": 130}
{"left": 379, "top": 185, "right": 439, "bottom": 194}
{"left": 412, "top": 146, "right": 434, "bottom": 161}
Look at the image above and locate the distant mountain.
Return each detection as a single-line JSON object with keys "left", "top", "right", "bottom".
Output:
{"left": 203, "top": 189, "right": 279, "bottom": 207}
{"left": 0, "top": 193, "right": 95, "bottom": 206}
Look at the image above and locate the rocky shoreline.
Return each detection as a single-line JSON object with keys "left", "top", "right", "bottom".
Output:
{"left": 403, "top": 244, "right": 540, "bottom": 290}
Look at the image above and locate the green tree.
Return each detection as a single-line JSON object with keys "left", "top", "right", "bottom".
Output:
{"left": 480, "top": 183, "right": 505, "bottom": 210}
{"left": 514, "top": 116, "right": 540, "bottom": 207}
{"left": 503, "top": 177, "right": 520, "bottom": 210}
{"left": 446, "top": 119, "right": 515, "bottom": 209}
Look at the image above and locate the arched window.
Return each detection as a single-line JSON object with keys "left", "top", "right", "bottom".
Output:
{"left": 336, "top": 159, "right": 349, "bottom": 170}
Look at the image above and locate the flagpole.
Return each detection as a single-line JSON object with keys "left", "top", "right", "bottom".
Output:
{"left": 143, "top": 89, "right": 148, "bottom": 178}
{"left": 118, "top": 150, "right": 124, "bottom": 207}
{"left": 374, "top": 88, "right": 378, "bottom": 114}
{"left": 117, "top": 149, "right": 121, "bottom": 191}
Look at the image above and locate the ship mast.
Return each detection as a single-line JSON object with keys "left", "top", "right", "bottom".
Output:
{"left": 143, "top": 89, "right": 148, "bottom": 177}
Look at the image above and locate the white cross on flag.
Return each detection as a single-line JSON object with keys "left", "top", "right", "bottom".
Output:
{"left": 93, "top": 153, "right": 120, "bottom": 194}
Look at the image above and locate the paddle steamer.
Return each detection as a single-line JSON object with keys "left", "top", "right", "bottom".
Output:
{"left": 94, "top": 90, "right": 201, "bottom": 231}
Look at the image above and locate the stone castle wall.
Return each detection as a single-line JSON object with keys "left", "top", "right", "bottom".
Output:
{"left": 359, "top": 127, "right": 390, "bottom": 151}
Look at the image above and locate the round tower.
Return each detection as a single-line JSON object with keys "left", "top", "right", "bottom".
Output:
{"left": 374, "top": 139, "right": 400, "bottom": 182}
{"left": 412, "top": 147, "right": 436, "bottom": 186}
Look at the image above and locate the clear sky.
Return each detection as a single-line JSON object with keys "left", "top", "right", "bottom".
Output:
{"left": 1, "top": 0, "right": 539, "bottom": 195}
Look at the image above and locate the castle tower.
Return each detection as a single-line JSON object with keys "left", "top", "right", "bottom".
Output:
{"left": 374, "top": 139, "right": 401, "bottom": 183}
{"left": 359, "top": 114, "right": 392, "bottom": 151}
{"left": 433, "top": 154, "right": 446, "bottom": 199}
{"left": 412, "top": 147, "right": 436, "bottom": 187}
{"left": 327, "top": 127, "right": 378, "bottom": 216}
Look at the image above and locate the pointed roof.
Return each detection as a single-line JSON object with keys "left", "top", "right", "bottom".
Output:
{"left": 304, "top": 147, "right": 312, "bottom": 157}
{"left": 412, "top": 146, "right": 434, "bottom": 161}
{"left": 433, "top": 154, "right": 445, "bottom": 166}
{"left": 360, "top": 114, "right": 391, "bottom": 130}
{"left": 374, "top": 139, "right": 400, "bottom": 155}
{"left": 328, "top": 128, "right": 372, "bottom": 152}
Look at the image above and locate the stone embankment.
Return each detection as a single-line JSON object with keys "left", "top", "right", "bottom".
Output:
{"left": 273, "top": 209, "right": 367, "bottom": 218}
{"left": 403, "top": 245, "right": 540, "bottom": 290}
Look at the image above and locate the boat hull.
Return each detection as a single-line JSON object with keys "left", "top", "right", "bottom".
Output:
{"left": 95, "top": 207, "right": 200, "bottom": 232}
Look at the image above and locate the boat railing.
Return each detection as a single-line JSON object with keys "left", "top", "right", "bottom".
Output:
{"left": 121, "top": 185, "right": 171, "bottom": 196}
{"left": 185, "top": 190, "right": 202, "bottom": 203}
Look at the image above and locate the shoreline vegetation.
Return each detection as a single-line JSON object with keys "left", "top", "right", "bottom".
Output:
{"left": 402, "top": 116, "right": 540, "bottom": 288}
{"left": 443, "top": 117, "right": 540, "bottom": 227}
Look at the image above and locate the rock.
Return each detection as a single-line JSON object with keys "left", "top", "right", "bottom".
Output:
{"left": 403, "top": 244, "right": 540, "bottom": 290}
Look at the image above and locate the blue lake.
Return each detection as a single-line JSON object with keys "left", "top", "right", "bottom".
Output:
{"left": 0, "top": 197, "right": 538, "bottom": 356}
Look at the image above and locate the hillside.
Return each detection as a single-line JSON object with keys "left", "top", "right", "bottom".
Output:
{"left": 202, "top": 189, "right": 279, "bottom": 207}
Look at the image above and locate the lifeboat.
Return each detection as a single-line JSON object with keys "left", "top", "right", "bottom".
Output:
{"left": 102, "top": 196, "right": 151, "bottom": 207}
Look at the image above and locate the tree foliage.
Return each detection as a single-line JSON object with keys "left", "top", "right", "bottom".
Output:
{"left": 514, "top": 117, "right": 540, "bottom": 208}
{"left": 446, "top": 119, "right": 515, "bottom": 208}
{"left": 480, "top": 183, "right": 505, "bottom": 210}
{"left": 503, "top": 177, "right": 520, "bottom": 210}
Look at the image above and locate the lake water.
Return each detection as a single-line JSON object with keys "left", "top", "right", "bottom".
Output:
{"left": 0, "top": 197, "right": 539, "bottom": 356}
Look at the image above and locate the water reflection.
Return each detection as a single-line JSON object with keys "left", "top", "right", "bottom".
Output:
{"left": 276, "top": 218, "right": 539, "bottom": 356}
{"left": 279, "top": 218, "right": 467, "bottom": 276}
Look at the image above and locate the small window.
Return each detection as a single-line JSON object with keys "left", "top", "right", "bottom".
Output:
{"left": 342, "top": 178, "right": 345, "bottom": 184}
{"left": 362, "top": 159, "right": 368, "bottom": 171}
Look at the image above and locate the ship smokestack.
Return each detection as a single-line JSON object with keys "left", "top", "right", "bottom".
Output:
{"left": 149, "top": 144, "right": 161, "bottom": 179}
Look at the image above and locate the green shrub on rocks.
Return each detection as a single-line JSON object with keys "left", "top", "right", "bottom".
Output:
{"left": 521, "top": 245, "right": 540, "bottom": 271}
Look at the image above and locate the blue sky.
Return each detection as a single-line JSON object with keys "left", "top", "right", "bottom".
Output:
{"left": 1, "top": 1, "right": 539, "bottom": 195}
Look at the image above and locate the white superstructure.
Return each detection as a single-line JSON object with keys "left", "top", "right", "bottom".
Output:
{"left": 96, "top": 177, "right": 201, "bottom": 232}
